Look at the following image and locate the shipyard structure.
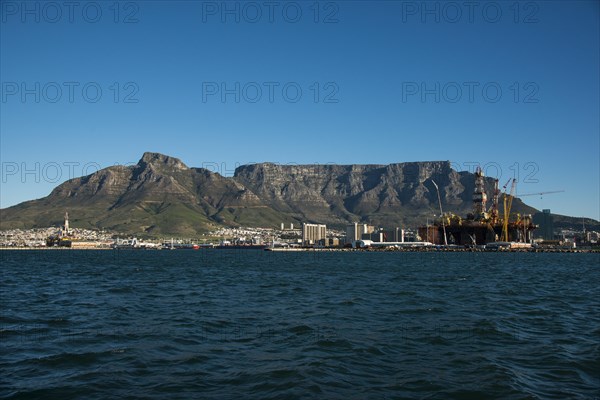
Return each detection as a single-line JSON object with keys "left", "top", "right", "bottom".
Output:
{"left": 418, "top": 168, "right": 536, "bottom": 246}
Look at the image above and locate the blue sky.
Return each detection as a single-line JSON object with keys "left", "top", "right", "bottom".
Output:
{"left": 1, "top": 0, "right": 599, "bottom": 220}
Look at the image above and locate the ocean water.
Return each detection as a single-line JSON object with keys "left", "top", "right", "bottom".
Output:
{"left": 1, "top": 250, "right": 599, "bottom": 399}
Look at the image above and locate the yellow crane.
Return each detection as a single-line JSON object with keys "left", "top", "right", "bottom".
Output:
{"left": 502, "top": 179, "right": 517, "bottom": 242}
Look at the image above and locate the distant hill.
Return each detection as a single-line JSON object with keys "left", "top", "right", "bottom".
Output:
{"left": 1, "top": 152, "right": 597, "bottom": 235}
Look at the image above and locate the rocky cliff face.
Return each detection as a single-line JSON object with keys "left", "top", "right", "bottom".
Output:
{"left": 0, "top": 152, "right": 547, "bottom": 235}
{"left": 232, "top": 161, "right": 471, "bottom": 226}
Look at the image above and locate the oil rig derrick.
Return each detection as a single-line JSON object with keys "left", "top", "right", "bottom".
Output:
{"left": 418, "top": 166, "right": 537, "bottom": 246}
{"left": 472, "top": 166, "right": 488, "bottom": 220}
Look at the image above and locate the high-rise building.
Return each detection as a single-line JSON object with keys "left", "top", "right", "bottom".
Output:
{"left": 533, "top": 209, "right": 554, "bottom": 240}
{"left": 346, "top": 223, "right": 375, "bottom": 243}
{"left": 379, "top": 227, "right": 404, "bottom": 242}
{"left": 302, "top": 223, "right": 327, "bottom": 245}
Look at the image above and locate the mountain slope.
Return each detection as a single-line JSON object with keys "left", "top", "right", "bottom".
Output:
{"left": 0, "top": 153, "right": 286, "bottom": 235}
{"left": 0, "top": 152, "right": 595, "bottom": 235}
{"left": 232, "top": 161, "right": 538, "bottom": 227}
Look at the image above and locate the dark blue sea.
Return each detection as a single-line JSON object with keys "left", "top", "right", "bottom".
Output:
{"left": 1, "top": 250, "right": 599, "bottom": 399}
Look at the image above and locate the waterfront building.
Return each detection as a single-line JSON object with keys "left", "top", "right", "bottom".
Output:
{"left": 318, "top": 238, "right": 340, "bottom": 247}
{"left": 302, "top": 223, "right": 327, "bottom": 245}
{"left": 379, "top": 227, "right": 404, "bottom": 242}
{"left": 533, "top": 209, "right": 554, "bottom": 240}
{"left": 346, "top": 223, "right": 375, "bottom": 243}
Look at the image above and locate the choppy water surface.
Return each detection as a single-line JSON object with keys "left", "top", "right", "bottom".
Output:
{"left": 1, "top": 250, "right": 599, "bottom": 399}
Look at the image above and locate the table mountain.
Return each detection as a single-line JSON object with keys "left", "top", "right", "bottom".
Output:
{"left": 1, "top": 152, "right": 594, "bottom": 235}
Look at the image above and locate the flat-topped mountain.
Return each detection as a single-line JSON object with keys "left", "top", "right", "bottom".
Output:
{"left": 1, "top": 152, "right": 595, "bottom": 235}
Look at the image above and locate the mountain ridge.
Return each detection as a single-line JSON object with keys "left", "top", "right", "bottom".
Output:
{"left": 1, "top": 152, "right": 596, "bottom": 235}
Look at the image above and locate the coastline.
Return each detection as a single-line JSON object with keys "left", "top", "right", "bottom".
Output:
{"left": 1, "top": 247, "right": 597, "bottom": 253}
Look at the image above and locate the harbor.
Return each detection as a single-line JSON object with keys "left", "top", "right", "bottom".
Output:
{"left": 1, "top": 165, "right": 597, "bottom": 253}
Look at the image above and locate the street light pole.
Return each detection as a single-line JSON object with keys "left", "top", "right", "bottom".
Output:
{"left": 431, "top": 180, "right": 448, "bottom": 246}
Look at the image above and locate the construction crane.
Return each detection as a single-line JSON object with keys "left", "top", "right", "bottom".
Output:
{"left": 502, "top": 179, "right": 517, "bottom": 242}
{"left": 516, "top": 190, "right": 565, "bottom": 199}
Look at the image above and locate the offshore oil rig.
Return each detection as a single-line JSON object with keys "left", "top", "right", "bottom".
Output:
{"left": 46, "top": 211, "right": 74, "bottom": 247}
{"left": 418, "top": 167, "right": 536, "bottom": 246}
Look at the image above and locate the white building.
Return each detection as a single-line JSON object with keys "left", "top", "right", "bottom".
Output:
{"left": 346, "top": 223, "right": 375, "bottom": 243}
{"left": 302, "top": 223, "right": 327, "bottom": 245}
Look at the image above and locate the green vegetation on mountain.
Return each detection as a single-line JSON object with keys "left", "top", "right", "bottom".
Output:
{"left": 1, "top": 152, "right": 596, "bottom": 235}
